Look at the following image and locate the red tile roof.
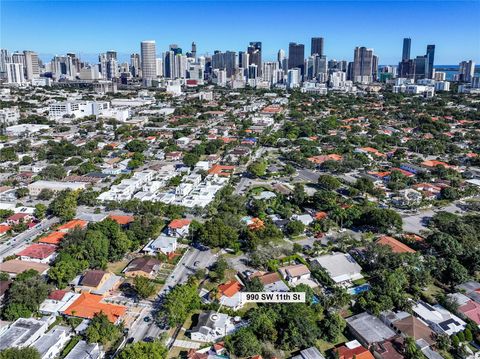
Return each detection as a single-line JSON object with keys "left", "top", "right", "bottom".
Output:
{"left": 335, "top": 345, "right": 375, "bottom": 359}
{"left": 109, "top": 215, "right": 134, "bottom": 225}
{"left": 0, "top": 225, "right": 11, "bottom": 234}
{"left": 458, "top": 300, "right": 480, "bottom": 325}
{"left": 377, "top": 236, "right": 416, "bottom": 254}
{"left": 63, "top": 292, "right": 126, "bottom": 322}
{"left": 208, "top": 164, "right": 235, "bottom": 177}
{"left": 17, "top": 243, "right": 56, "bottom": 259}
{"left": 57, "top": 219, "right": 88, "bottom": 231}
{"left": 48, "top": 289, "right": 68, "bottom": 301}
{"left": 218, "top": 280, "right": 242, "bottom": 298}
{"left": 38, "top": 231, "right": 66, "bottom": 245}
{"left": 7, "top": 213, "right": 31, "bottom": 222}
{"left": 168, "top": 219, "right": 191, "bottom": 229}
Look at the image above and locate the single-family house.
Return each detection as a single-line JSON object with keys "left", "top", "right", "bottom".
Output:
{"left": 74, "top": 270, "right": 121, "bottom": 295}
{"left": 217, "top": 280, "right": 244, "bottom": 310}
{"left": 64, "top": 340, "right": 104, "bottom": 359}
{"left": 190, "top": 311, "right": 238, "bottom": 342}
{"left": 123, "top": 257, "right": 161, "bottom": 279}
{"left": 279, "top": 264, "right": 311, "bottom": 285}
{"left": 346, "top": 312, "right": 396, "bottom": 348}
{"left": 167, "top": 218, "right": 191, "bottom": 237}
{"left": 411, "top": 300, "right": 466, "bottom": 336}
{"left": 448, "top": 293, "right": 480, "bottom": 325}
{"left": 0, "top": 316, "right": 55, "bottom": 350}
{"left": 17, "top": 243, "right": 57, "bottom": 264}
{"left": 250, "top": 271, "right": 289, "bottom": 292}
{"left": 0, "top": 259, "right": 49, "bottom": 276}
{"left": 32, "top": 325, "right": 72, "bottom": 359}
{"left": 40, "top": 290, "right": 81, "bottom": 316}
{"left": 376, "top": 236, "right": 416, "bottom": 254}
{"left": 310, "top": 252, "right": 363, "bottom": 286}
{"left": 63, "top": 293, "right": 126, "bottom": 323}
{"left": 290, "top": 346, "right": 325, "bottom": 359}
{"left": 334, "top": 340, "right": 375, "bottom": 359}
{"left": 143, "top": 234, "right": 177, "bottom": 255}
{"left": 6, "top": 213, "right": 33, "bottom": 225}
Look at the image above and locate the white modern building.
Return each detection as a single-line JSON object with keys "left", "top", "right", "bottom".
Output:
{"left": 411, "top": 301, "right": 467, "bottom": 336}
{"left": 0, "top": 107, "right": 20, "bottom": 125}
{"left": 28, "top": 180, "right": 87, "bottom": 196}
{"left": 141, "top": 40, "right": 157, "bottom": 85}
{"left": 310, "top": 252, "right": 363, "bottom": 286}
{"left": 48, "top": 101, "right": 110, "bottom": 120}
{"left": 190, "top": 311, "right": 238, "bottom": 342}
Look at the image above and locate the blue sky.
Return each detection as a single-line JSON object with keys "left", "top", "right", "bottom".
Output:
{"left": 1, "top": 0, "right": 479, "bottom": 65}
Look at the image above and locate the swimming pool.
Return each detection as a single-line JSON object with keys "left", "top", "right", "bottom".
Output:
{"left": 347, "top": 283, "right": 371, "bottom": 295}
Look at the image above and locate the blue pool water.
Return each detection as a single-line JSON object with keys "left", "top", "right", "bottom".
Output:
{"left": 347, "top": 284, "right": 371, "bottom": 295}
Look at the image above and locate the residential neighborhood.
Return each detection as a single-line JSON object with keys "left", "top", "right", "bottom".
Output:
{"left": 1, "top": 4, "right": 480, "bottom": 358}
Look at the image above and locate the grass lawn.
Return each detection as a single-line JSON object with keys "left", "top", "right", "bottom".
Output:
{"left": 168, "top": 346, "right": 187, "bottom": 359}
{"left": 317, "top": 333, "right": 348, "bottom": 353}
{"left": 438, "top": 350, "right": 454, "bottom": 359}
{"left": 422, "top": 283, "right": 444, "bottom": 303}
{"left": 107, "top": 259, "right": 129, "bottom": 275}
{"left": 352, "top": 278, "right": 367, "bottom": 286}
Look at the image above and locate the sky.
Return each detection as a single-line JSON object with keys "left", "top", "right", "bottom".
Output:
{"left": 1, "top": 0, "right": 479, "bottom": 65}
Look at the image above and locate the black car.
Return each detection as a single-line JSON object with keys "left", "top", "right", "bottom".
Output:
{"left": 143, "top": 336, "right": 154, "bottom": 342}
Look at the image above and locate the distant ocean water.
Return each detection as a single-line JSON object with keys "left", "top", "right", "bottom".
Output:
{"left": 433, "top": 65, "right": 480, "bottom": 80}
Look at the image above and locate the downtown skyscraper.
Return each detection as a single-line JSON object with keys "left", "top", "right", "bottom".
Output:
{"left": 141, "top": 40, "right": 157, "bottom": 84}
{"left": 311, "top": 37, "right": 324, "bottom": 56}
{"left": 288, "top": 42, "right": 305, "bottom": 75}
{"left": 351, "top": 46, "right": 376, "bottom": 84}
{"left": 426, "top": 44, "right": 435, "bottom": 79}
{"left": 402, "top": 38, "right": 411, "bottom": 61}
{"left": 247, "top": 42, "right": 262, "bottom": 75}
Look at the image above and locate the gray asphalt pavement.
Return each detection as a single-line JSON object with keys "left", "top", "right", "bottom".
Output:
{"left": 0, "top": 217, "right": 59, "bottom": 259}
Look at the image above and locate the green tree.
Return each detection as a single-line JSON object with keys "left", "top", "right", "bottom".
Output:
{"left": 226, "top": 328, "right": 262, "bottom": 358}
{"left": 209, "top": 256, "right": 228, "bottom": 283}
{"left": 197, "top": 218, "right": 239, "bottom": 250}
{"left": 317, "top": 174, "right": 341, "bottom": 190}
{"left": 133, "top": 276, "right": 156, "bottom": 299}
{"left": 85, "top": 312, "right": 122, "bottom": 345}
{"left": 355, "top": 177, "right": 375, "bottom": 194}
{"left": 39, "top": 165, "right": 66, "bottom": 180}
{"left": 118, "top": 341, "right": 168, "bottom": 359}
{"left": 404, "top": 336, "right": 426, "bottom": 359}
{"left": 0, "top": 147, "right": 17, "bottom": 162}
{"left": 48, "top": 189, "right": 78, "bottom": 221}
{"left": 248, "top": 160, "right": 268, "bottom": 178}
{"left": 163, "top": 283, "right": 200, "bottom": 326}
{"left": 464, "top": 328, "right": 473, "bottom": 342}
{"left": 321, "top": 312, "right": 346, "bottom": 342}
{"left": 451, "top": 335, "right": 460, "bottom": 348}
{"left": 1, "top": 270, "right": 51, "bottom": 321}
{"left": 0, "top": 347, "right": 41, "bottom": 359}
{"left": 245, "top": 277, "right": 264, "bottom": 292}
{"left": 128, "top": 152, "right": 145, "bottom": 169}
{"left": 359, "top": 208, "right": 402, "bottom": 233}
{"left": 182, "top": 152, "right": 200, "bottom": 167}
{"left": 37, "top": 189, "right": 54, "bottom": 200}
{"left": 34, "top": 203, "right": 47, "bottom": 220}
{"left": 125, "top": 139, "right": 148, "bottom": 153}
{"left": 285, "top": 219, "right": 305, "bottom": 236}
{"left": 15, "top": 187, "right": 29, "bottom": 199}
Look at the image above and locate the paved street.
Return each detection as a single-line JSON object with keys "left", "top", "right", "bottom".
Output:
{"left": 131, "top": 247, "right": 218, "bottom": 342}
{"left": 402, "top": 200, "right": 467, "bottom": 234}
{"left": 0, "top": 217, "right": 58, "bottom": 259}
{"left": 296, "top": 169, "right": 320, "bottom": 183}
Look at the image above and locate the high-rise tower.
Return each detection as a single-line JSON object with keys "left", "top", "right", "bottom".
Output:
{"left": 141, "top": 40, "right": 157, "bottom": 84}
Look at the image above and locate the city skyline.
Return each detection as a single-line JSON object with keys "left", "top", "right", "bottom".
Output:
{"left": 1, "top": 0, "right": 479, "bottom": 65}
